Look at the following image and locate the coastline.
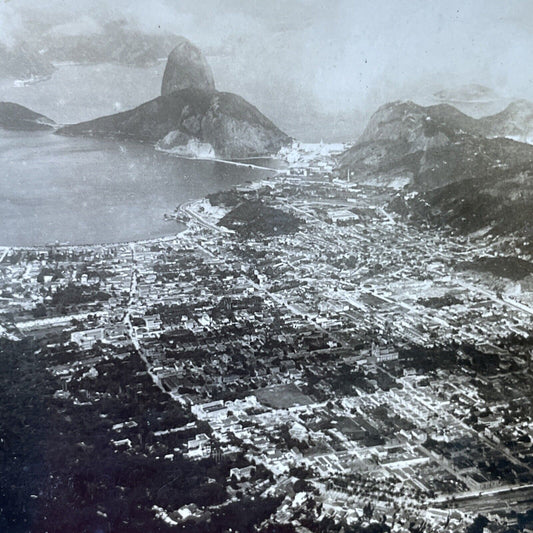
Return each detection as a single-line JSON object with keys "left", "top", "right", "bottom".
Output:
{"left": 0, "top": 128, "right": 283, "bottom": 251}
{"left": 154, "top": 145, "right": 283, "bottom": 172}
{"left": 0, "top": 165, "right": 282, "bottom": 252}
{"left": 0, "top": 231, "right": 184, "bottom": 253}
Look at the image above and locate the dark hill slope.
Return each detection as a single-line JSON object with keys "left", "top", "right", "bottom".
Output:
{"left": 0, "top": 102, "right": 55, "bottom": 131}
{"left": 57, "top": 88, "right": 290, "bottom": 159}
{"left": 218, "top": 200, "right": 302, "bottom": 237}
{"left": 339, "top": 101, "right": 533, "bottom": 190}
{"left": 390, "top": 164, "right": 533, "bottom": 237}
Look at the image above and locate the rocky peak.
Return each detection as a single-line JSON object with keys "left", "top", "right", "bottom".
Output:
{"left": 338, "top": 99, "right": 533, "bottom": 191}
{"left": 161, "top": 38, "right": 215, "bottom": 96}
{"left": 56, "top": 37, "right": 290, "bottom": 159}
{"left": 359, "top": 101, "right": 481, "bottom": 146}
{"left": 358, "top": 101, "right": 424, "bottom": 143}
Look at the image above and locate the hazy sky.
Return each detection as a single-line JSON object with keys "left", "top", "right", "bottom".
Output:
{"left": 2, "top": 0, "right": 532, "bottom": 135}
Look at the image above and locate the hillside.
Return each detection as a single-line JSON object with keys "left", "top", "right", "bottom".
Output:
{"left": 339, "top": 101, "right": 533, "bottom": 190}
{"left": 218, "top": 200, "right": 302, "bottom": 237}
{"left": 478, "top": 100, "right": 533, "bottom": 143}
{"left": 57, "top": 89, "right": 290, "bottom": 159}
{"left": 0, "top": 102, "right": 55, "bottom": 131}
{"left": 390, "top": 164, "right": 533, "bottom": 237}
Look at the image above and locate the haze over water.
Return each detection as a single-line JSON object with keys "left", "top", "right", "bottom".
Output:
{"left": 0, "top": 130, "right": 272, "bottom": 247}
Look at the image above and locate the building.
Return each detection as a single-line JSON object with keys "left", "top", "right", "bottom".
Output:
{"left": 327, "top": 208, "right": 360, "bottom": 225}
{"left": 186, "top": 434, "right": 211, "bottom": 459}
{"left": 70, "top": 328, "right": 105, "bottom": 350}
{"left": 370, "top": 342, "right": 399, "bottom": 363}
{"left": 192, "top": 400, "right": 228, "bottom": 421}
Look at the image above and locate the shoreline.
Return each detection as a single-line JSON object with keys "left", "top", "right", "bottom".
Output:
{"left": 0, "top": 130, "right": 283, "bottom": 252}
{"left": 154, "top": 146, "right": 284, "bottom": 172}
{"left": 0, "top": 168, "right": 283, "bottom": 253}
{"left": 0, "top": 231, "right": 184, "bottom": 253}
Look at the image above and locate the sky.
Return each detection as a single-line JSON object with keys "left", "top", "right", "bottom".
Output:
{"left": 1, "top": 0, "right": 532, "bottom": 138}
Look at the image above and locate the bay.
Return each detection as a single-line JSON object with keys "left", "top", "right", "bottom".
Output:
{"left": 0, "top": 130, "right": 273, "bottom": 246}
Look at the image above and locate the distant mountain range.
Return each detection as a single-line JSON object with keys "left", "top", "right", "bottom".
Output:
{"left": 433, "top": 83, "right": 498, "bottom": 104}
{"left": 339, "top": 99, "right": 533, "bottom": 237}
{"left": 0, "top": 43, "right": 55, "bottom": 82}
{"left": 416, "top": 83, "right": 513, "bottom": 119}
{"left": 0, "top": 21, "right": 187, "bottom": 81}
{"left": 39, "top": 21, "right": 178, "bottom": 68}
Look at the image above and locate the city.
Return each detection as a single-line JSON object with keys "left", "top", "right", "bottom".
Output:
{"left": 2, "top": 144, "right": 533, "bottom": 532}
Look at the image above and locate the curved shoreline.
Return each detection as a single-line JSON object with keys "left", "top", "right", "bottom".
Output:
{"left": 0, "top": 168, "right": 282, "bottom": 252}
{"left": 0, "top": 231, "right": 183, "bottom": 252}
{"left": 0, "top": 131, "right": 282, "bottom": 251}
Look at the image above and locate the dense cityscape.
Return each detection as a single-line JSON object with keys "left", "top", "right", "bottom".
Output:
{"left": 3, "top": 143, "right": 533, "bottom": 532}
{"left": 4, "top": 2, "right": 533, "bottom": 531}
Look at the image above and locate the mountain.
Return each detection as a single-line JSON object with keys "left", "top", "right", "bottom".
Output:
{"left": 427, "top": 84, "right": 510, "bottom": 119}
{"left": 57, "top": 43, "right": 290, "bottom": 159}
{"left": 390, "top": 164, "right": 533, "bottom": 237}
{"left": 338, "top": 101, "right": 533, "bottom": 190}
{"left": 161, "top": 39, "right": 215, "bottom": 96}
{"left": 340, "top": 99, "right": 533, "bottom": 237}
{"left": 0, "top": 102, "right": 55, "bottom": 131}
{"left": 0, "top": 21, "right": 184, "bottom": 80}
{"left": 0, "top": 43, "right": 55, "bottom": 81}
{"left": 433, "top": 84, "right": 498, "bottom": 104}
{"left": 356, "top": 101, "right": 482, "bottom": 145}
{"left": 39, "top": 21, "right": 179, "bottom": 68}
{"left": 478, "top": 100, "right": 533, "bottom": 143}
{"left": 423, "top": 86, "right": 533, "bottom": 141}
{"left": 57, "top": 89, "right": 290, "bottom": 159}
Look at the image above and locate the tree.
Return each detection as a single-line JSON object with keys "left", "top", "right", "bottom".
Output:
{"left": 466, "top": 515, "right": 489, "bottom": 533}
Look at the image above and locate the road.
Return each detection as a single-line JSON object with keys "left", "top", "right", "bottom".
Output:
{"left": 432, "top": 483, "right": 533, "bottom": 514}
{"left": 0, "top": 247, "right": 9, "bottom": 263}
{"left": 16, "top": 311, "right": 106, "bottom": 331}
{"left": 456, "top": 278, "right": 533, "bottom": 316}
{"left": 178, "top": 201, "right": 234, "bottom": 234}
{"left": 122, "top": 244, "right": 165, "bottom": 393}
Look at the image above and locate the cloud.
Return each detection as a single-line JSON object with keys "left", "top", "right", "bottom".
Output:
{"left": 47, "top": 15, "right": 103, "bottom": 37}
{"left": 0, "top": 2, "right": 24, "bottom": 46}
{"left": 2, "top": 0, "right": 532, "bottom": 120}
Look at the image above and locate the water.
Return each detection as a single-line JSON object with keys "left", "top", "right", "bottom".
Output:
{"left": 0, "top": 62, "right": 166, "bottom": 125}
{"left": 0, "top": 130, "right": 274, "bottom": 246}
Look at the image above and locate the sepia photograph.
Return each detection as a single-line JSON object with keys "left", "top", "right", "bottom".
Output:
{"left": 2, "top": 1, "right": 533, "bottom": 532}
